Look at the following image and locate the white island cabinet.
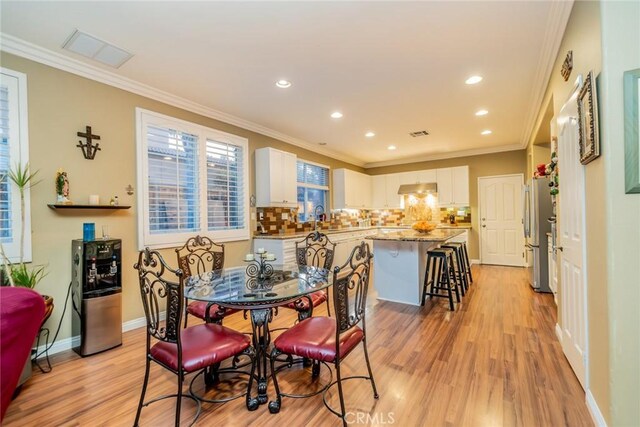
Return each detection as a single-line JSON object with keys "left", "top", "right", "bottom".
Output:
{"left": 366, "top": 228, "right": 465, "bottom": 305}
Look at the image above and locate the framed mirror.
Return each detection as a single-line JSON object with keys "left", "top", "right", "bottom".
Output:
{"left": 624, "top": 68, "right": 640, "bottom": 193}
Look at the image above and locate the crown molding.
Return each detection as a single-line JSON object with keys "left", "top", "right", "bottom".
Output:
{"left": 0, "top": 32, "right": 365, "bottom": 167}
{"left": 519, "top": 0, "right": 574, "bottom": 149}
{"left": 363, "top": 143, "right": 524, "bottom": 169}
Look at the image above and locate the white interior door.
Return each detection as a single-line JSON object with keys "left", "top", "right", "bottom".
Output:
{"left": 557, "top": 85, "right": 588, "bottom": 389}
{"left": 479, "top": 175, "right": 525, "bottom": 266}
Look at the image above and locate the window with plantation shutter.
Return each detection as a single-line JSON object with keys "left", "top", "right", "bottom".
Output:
{"left": 296, "top": 160, "right": 329, "bottom": 222}
{"left": 137, "top": 109, "right": 249, "bottom": 249}
{"left": 0, "top": 68, "right": 31, "bottom": 263}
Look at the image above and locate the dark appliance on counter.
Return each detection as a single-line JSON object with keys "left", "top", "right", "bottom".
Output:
{"left": 71, "top": 239, "right": 122, "bottom": 356}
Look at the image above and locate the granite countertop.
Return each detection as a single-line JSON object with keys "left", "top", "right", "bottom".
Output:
{"left": 253, "top": 224, "right": 471, "bottom": 240}
{"left": 366, "top": 228, "right": 466, "bottom": 242}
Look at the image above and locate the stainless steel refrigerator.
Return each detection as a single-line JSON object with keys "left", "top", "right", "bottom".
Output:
{"left": 523, "top": 178, "right": 553, "bottom": 293}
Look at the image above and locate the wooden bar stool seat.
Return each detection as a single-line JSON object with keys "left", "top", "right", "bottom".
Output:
{"left": 421, "top": 248, "right": 460, "bottom": 311}
{"left": 441, "top": 242, "right": 468, "bottom": 296}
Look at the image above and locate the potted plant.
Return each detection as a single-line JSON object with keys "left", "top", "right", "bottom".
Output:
{"left": 0, "top": 163, "right": 51, "bottom": 386}
{"left": 0, "top": 162, "right": 51, "bottom": 317}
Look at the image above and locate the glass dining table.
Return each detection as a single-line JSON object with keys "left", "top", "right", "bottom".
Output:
{"left": 184, "top": 264, "right": 332, "bottom": 410}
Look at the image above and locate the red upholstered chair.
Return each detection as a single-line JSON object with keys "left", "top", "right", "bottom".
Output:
{"left": 0, "top": 287, "right": 45, "bottom": 421}
{"left": 283, "top": 231, "right": 335, "bottom": 321}
{"left": 268, "top": 242, "right": 378, "bottom": 426}
{"left": 175, "top": 235, "right": 238, "bottom": 327}
{"left": 134, "top": 248, "right": 254, "bottom": 427}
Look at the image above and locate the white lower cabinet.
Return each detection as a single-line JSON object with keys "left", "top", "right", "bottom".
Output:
{"left": 446, "top": 229, "right": 469, "bottom": 245}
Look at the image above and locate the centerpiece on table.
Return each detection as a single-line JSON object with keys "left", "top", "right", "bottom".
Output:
{"left": 412, "top": 221, "right": 437, "bottom": 234}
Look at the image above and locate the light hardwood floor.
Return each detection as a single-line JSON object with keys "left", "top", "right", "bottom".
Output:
{"left": 5, "top": 265, "right": 593, "bottom": 426}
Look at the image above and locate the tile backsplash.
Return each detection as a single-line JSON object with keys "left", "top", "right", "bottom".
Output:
{"left": 255, "top": 205, "right": 470, "bottom": 235}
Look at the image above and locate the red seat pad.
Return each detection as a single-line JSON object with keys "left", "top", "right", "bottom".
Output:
{"left": 150, "top": 324, "right": 250, "bottom": 373}
{"left": 284, "top": 290, "right": 327, "bottom": 311}
{"left": 273, "top": 317, "right": 363, "bottom": 363}
{"left": 187, "top": 301, "right": 238, "bottom": 320}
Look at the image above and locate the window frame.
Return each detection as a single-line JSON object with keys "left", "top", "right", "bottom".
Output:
{"left": 136, "top": 108, "right": 250, "bottom": 250}
{"left": 296, "top": 159, "right": 330, "bottom": 222}
{"left": 0, "top": 68, "right": 31, "bottom": 263}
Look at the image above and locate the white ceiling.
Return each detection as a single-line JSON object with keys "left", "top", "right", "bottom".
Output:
{"left": 0, "top": 1, "right": 570, "bottom": 167}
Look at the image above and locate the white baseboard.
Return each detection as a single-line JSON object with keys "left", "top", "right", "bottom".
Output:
{"left": 586, "top": 389, "right": 608, "bottom": 427}
{"left": 122, "top": 315, "right": 149, "bottom": 332}
{"left": 555, "top": 323, "right": 563, "bottom": 343}
{"left": 35, "top": 314, "right": 154, "bottom": 357}
{"left": 471, "top": 259, "right": 480, "bottom": 265}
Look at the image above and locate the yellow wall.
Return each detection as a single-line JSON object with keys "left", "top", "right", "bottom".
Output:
{"left": 598, "top": 1, "right": 640, "bottom": 424}
{"left": 527, "top": 0, "right": 612, "bottom": 422}
{"left": 0, "top": 52, "right": 363, "bottom": 342}
{"left": 366, "top": 150, "right": 527, "bottom": 260}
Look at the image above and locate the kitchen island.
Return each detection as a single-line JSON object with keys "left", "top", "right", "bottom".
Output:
{"left": 366, "top": 228, "right": 466, "bottom": 306}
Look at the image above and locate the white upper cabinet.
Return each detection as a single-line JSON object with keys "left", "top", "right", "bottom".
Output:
{"left": 370, "top": 174, "right": 402, "bottom": 209}
{"left": 255, "top": 147, "right": 297, "bottom": 207}
{"left": 417, "top": 169, "right": 437, "bottom": 183}
{"left": 451, "top": 166, "right": 469, "bottom": 205}
{"left": 398, "top": 169, "right": 437, "bottom": 185}
{"left": 371, "top": 175, "right": 387, "bottom": 209}
{"left": 384, "top": 173, "right": 402, "bottom": 208}
{"left": 436, "top": 168, "right": 453, "bottom": 205}
{"left": 437, "top": 165, "right": 469, "bottom": 206}
{"left": 333, "top": 169, "right": 372, "bottom": 209}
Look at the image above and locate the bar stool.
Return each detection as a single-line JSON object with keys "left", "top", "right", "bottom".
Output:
{"left": 422, "top": 248, "right": 460, "bottom": 311}
{"left": 460, "top": 241, "right": 473, "bottom": 285}
{"left": 441, "top": 242, "right": 468, "bottom": 296}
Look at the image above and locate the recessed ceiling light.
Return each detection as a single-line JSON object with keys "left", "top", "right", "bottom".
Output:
{"left": 481, "top": 130, "right": 492, "bottom": 135}
{"left": 365, "top": 131, "right": 375, "bottom": 138}
{"left": 276, "top": 79, "right": 291, "bottom": 88}
{"left": 475, "top": 109, "right": 489, "bottom": 116}
{"left": 465, "top": 75, "right": 483, "bottom": 85}
{"left": 330, "top": 111, "right": 343, "bottom": 119}
{"left": 387, "top": 145, "right": 397, "bottom": 150}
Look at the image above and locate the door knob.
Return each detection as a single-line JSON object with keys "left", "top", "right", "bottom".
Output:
{"left": 482, "top": 225, "right": 486, "bottom": 228}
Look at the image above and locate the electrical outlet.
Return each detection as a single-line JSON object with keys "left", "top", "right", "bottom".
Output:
{"left": 258, "top": 212, "right": 264, "bottom": 221}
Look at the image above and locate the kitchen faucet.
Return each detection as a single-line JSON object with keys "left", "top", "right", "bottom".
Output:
{"left": 313, "top": 205, "right": 325, "bottom": 231}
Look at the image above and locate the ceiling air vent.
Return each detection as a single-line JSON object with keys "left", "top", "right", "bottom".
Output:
{"left": 62, "top": 29, "right": 133, "bottom": 68}
{"left": 409, "top": 130, "right": 429, "bottom": 137}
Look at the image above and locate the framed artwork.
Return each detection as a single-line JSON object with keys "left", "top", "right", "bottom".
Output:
{"left": 624, "top": 68, "right": 640, "bottom": 193}
{"left": 577, "top": 70, "right": 600, "bottom": 165}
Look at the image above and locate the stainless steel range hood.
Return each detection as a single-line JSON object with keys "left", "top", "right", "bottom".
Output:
{"left": 397, "top": 182, "right": 437, "bottom": 195}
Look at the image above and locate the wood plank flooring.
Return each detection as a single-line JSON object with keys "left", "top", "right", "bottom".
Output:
{"left": 5, "top": 265, "right": 593, "bottom": 426}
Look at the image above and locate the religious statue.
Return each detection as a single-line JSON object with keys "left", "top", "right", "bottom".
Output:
{"left": 55, "top": 169, "right": 71, "bottom": 204}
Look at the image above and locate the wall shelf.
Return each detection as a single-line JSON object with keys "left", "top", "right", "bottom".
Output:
{"left": 47, "top": 204, "right": 131, "bottom": 210}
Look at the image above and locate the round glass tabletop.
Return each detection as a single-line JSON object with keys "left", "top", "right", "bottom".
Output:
{"left": 184, "top": 264, "right": 332, "bottom": 309}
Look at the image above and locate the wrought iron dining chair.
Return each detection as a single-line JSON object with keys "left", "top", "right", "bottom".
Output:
{"left": 176, "top": 235, "right": 238, "bottom": 327}
{"left": 134, "top": 248, "right": 255, "bottom": 427}
{"left": 268, "top": 242, "right": 379, "bottom": 427}
{"left": 283, "top": 231, "right": 335, "bottom": 321}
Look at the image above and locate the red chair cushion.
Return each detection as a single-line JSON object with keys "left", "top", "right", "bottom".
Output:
{"left": 284, "top": 290, "right": 327, "bottom": 311}
{"left": 273, "top": 317, "right": 363, "bottom": 363}
{"left": 0, "top": 287, "right": 45, "bottom": 421}
{"left": 187, "top": 301, "right": 238, "bottom": 320}
{"left": 150, "top": 324, "right": 250, "bottom": 373}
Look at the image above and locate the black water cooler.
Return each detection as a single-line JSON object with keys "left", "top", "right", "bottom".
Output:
{"left": 71, "top": 239, "right": 123, "bottom": 356}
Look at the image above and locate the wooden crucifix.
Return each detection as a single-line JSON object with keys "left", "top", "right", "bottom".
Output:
{"left": 77, "top": 125, "right": 101, "bottom": 160}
